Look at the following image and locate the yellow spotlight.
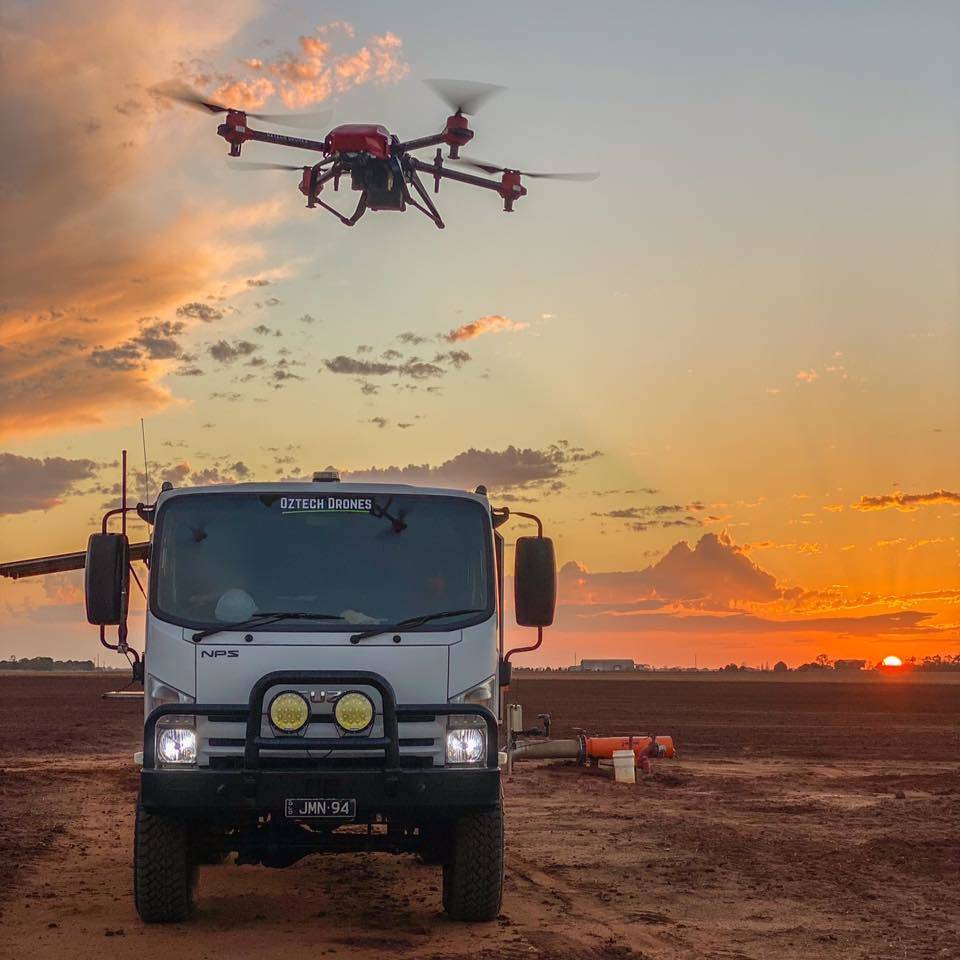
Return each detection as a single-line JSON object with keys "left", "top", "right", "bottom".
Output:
{"left": 269, "top": 690, "right": 310, "bottom": 733}
{"left": 334, "top": 691, "right": 374, "bottom": 732}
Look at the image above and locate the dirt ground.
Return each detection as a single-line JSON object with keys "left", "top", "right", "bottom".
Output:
{"left": 1, "top": 673, "right": 957, "bottom": 960}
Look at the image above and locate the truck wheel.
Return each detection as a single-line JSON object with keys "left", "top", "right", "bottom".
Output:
{"left": 133, "top": 796, "right": 196, "bottom": 922}
{"left": 442, "top": 803, "right": 504, "bottom": 921}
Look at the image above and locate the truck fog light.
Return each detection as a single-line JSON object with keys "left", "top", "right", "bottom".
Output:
{"left": 334, "top": 691, "right": 374, "bottom": 732}
{"left": 445, "top": 726, "right": 486, "bottom": 765}
{"left": 269, "top": 690, "right": 311, "bottom": 733}
{"left": 157, "top": 727, "right": 197, "bottom": 765}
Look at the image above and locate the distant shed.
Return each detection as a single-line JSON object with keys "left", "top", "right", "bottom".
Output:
{"left": 578, "top": 659, "right": 636, "bottom": 672}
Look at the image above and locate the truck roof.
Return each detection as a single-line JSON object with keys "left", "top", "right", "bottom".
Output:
{"left": 156, "top": 481, "right": 491, "bottom": 506}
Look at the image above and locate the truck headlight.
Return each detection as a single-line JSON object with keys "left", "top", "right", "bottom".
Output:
{"left": 156, "top": 717, "right": 197, "bottom": 765}
{"left": 446, "top": 716, "right": 487, "bottom": 765}
{"left": 449, "top": 675, "right": 496, "bottom": 711}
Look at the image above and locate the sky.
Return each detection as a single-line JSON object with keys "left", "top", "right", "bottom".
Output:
{"left": 1, "top": 0, "right": 958, "bottom": 668}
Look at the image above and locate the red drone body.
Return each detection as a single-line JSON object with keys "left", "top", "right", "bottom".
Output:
{"left": 161, "top": 78, "right": 596, "bottom": 229}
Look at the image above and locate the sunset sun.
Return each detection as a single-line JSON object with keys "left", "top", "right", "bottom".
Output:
{"left": 882, "top": 655, "right": 903, "bottom": 668}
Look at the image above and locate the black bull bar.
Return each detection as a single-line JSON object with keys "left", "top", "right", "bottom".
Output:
{"left": 143, "top": 669, "right": 499, "bottom": 770}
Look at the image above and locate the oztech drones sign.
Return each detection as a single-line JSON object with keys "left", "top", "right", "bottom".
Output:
{"left": 279, "top": 496, "right": 374, "bottom": 515}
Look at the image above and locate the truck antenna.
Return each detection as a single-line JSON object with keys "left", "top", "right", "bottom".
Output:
{"left": 140, "top": 418, "right": 151, "bottom": 503}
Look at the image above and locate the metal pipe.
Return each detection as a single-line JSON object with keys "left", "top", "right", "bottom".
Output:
{"left": 510, "top": 734, "right": 677, "bottom": 763}
{"left": 510, "top": 738, "right": 582, "bottom": 761}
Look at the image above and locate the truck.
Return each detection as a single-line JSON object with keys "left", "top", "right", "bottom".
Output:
{"left": 77, "top": 470, "right": 556, "bottom": 923}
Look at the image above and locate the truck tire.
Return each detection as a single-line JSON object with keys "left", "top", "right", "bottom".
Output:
{"left": 133, "top": 796, "right": 196, "bottom": 922}
{"left": 442, "top": 802, "right": 504, "bottom": 921}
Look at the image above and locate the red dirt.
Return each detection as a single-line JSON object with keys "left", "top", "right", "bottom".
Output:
{"left": 1, "top": 673, "right": 957, "bottom": 959}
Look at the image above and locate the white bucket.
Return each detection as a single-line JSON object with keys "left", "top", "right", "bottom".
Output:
{"left": 612, "top": 749, "right": 636, "bottom": 784}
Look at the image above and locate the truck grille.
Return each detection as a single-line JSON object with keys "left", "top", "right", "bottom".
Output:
{"left": 196, "top": 715, "right": 445, "bottom": 768}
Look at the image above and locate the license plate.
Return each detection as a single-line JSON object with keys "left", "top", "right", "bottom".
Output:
{"left": 284, "top": 798, "right": 356, "bottom": 819}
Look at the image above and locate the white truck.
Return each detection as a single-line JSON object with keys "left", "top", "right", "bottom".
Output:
{"left": 78, "top": 471, "right": 556, "bottom": 923}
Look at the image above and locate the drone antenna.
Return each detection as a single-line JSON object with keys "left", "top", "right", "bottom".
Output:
{"left": 140, "top": 418, "right": 151, "bottom": 504}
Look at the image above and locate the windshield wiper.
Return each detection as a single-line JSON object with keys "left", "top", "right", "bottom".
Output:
{"left": 350, "top": 609, "right": 485, "bottom": 643}
{"left": 192, "top": 612, "right": 344, "bottom": 642}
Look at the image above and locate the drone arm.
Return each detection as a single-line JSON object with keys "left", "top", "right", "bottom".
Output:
{"left": 218, "top": 122, "right": 328, "bottom": 157}
{"left": 395, "top": 132, "right": 448, "bottom": 153}
{"left": 408, "top": 157, "right": 501, "bottom": 193}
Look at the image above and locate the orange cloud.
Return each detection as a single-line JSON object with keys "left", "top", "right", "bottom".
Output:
{"left": 0, "top": 4, "right": 295, "bottom": 441}
{"left": 211, "top": 76, "right": 276, "bottom": 110}
{"left": 443, "top": 315, "right": 529, "bottom": 343}
{"left": 852, "top": 490, "right": 960, "bottom": 512}
{"left": 207, "top": 25, "right": 410, "bottom": 111}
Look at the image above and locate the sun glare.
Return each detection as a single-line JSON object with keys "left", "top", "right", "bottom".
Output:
{"left": 882, "top": 655, "right": 903, "bottom": 667}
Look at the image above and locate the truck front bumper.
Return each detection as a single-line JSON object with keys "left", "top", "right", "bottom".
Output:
{"left": 140, "top": 765, "right": 500, "bottom": 819}
{"left": 142, "top": 669, "right": 500, "bottom": 822}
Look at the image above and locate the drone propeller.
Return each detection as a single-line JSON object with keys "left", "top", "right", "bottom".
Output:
{"left": 454, "top": 157, "right": 600, "bottom": 181}
{"left": 424, "top": 78, "right": 504, "bottom": 116}
{"left": 152, "top": 81, "right": 332, "bottom": 129}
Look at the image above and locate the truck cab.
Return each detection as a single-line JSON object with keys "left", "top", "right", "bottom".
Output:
{"left": 83, "top": 476, "right": 556, "bottom": 923}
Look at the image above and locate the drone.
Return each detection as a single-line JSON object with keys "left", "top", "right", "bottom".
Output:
{"left": 157, "top": 79, "right": 598, "bottom": 229}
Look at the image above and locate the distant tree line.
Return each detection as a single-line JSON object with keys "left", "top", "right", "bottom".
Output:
{"left": 2, "top": 656, "right": 95, "bottom": 671}
{"left": 516, "top": 651, "right": 960, "bottom": 673}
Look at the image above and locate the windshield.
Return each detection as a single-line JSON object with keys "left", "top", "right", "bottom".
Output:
{"left": 151, "top": 492, "right": 493, "bottom": 630}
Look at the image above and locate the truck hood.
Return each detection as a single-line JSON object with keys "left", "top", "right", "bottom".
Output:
{"left": 196, "top": 640, "right": 450, "bottom": 703}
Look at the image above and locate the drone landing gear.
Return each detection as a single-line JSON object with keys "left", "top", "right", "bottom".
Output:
{"left": 405, "top": 170, "right": 445, "bottom": 229}
{"left": 312, "top": 193, "right": 368, "bottom": 227}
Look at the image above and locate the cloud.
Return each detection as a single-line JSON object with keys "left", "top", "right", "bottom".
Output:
{"left": 137, "top": 458, "right": 252, "bottom": 489}
{"left": 552, "top": 533, "right": 943, "bottom": 640}
{"left": 324, "top": 356, "right": 397, "bottom": 377}
{"left": 0, "top": 1, "right": 283, "bottom": 441}
{"left": 88, "top": 318, "right": 188, "bottom": 371}
{"left": 322, "top": 355, "right": 454, "bottom": 380}
{"left": 555, "top": 531, "right": 790, "bottom": 611}
{"left": 795, "top": 369, "right": 818, "bottom": 383}
{"left": 196, "top": 24, "right": 409, "bottom": 110}
{"left": 0, "top": 453, "right": 98, "bottom": 515}
{"left": 433, "top": 350, "right": 471, "bottom": 368}
{"left": 176, "top": 302, "right": 223, "bottom": 324}
{"left": 344, "top": 441, "right": 601, "bottom": 492}
{"left": 593, "top": 501, "right": 705, "bottom": 532}
{"left": 851, "top": 490, "right": 960, "bottom": 512}
{"left": 443, "top": 315, "right": 528, "bottom": 343}
{"left": 644, "top": 531, "right": 788, "bottom": 603}
{"left": 554, "top": 604, "right": 940, "bottom": 638}
{"left": 208, "top": 339, "right": 259, "bottom": 363}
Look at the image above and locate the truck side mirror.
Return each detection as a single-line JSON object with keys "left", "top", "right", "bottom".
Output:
{"left": 514, "top": 536, "right": 556, "bottom": 627}
{"left": 85, "top": 533, "right": 129, "bottom": 625}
